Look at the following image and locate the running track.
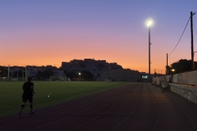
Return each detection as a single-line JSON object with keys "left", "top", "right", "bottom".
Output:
{"left": 1, "top": 83, "right": 197, "bottom": 131}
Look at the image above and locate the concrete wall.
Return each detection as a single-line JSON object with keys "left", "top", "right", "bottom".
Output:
{"left": 170, "top": 70, "right": 197, "bottom": 85}
{"left": 153, "top": 70, "right": 197, "bottom": 86}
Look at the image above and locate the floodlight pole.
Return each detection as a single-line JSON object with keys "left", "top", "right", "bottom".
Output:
{"left": 146, "top": 18, "right": 153, "bottom": 75}
{"left": 148, "top": 26, "right": 151, "bottom": 75}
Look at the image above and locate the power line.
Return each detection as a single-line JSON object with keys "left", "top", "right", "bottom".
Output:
{"left": 169, "top": 17, "right": 190, "bottom": 56}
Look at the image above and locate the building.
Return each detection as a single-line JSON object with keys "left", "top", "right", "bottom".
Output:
{"left": 61, "top": 58, "right": 122, "bottom": 80}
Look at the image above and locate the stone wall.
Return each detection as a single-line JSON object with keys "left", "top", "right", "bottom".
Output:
{"left": 170, "top": 83, "right": 197, "bottom": 104}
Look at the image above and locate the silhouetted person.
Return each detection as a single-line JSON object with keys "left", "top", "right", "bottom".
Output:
{"left": 18, "top": 77, "right": 35, "bottom": 118}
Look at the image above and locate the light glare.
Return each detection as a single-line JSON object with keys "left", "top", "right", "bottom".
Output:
{"left": 146, "top": 18, "right": 154, "bottom": 27}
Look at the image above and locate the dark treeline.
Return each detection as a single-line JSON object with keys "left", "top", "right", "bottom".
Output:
{"left": 166, "top": 59, "right": 197, "bottom": 74}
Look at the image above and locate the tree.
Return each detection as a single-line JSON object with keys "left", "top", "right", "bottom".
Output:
{"left": 170, "top": 59, "right": 196, "bottom": 74}
{"left": 43, "top": 69, "right": 53, "bottom": 79}
{"left": 64, "top": 71, "right": 76, "bottom": 80}
{"left": 81, "top": 71, "right": 94, "bottom": 81}
{"left": 0, "top": 67, "right": 7, "bottom": 77}
{"left": 64, "top": 70, "right": 94, "bottom": 81}
{"left": 36, "top": 71, "right": 44, "bottom": 80}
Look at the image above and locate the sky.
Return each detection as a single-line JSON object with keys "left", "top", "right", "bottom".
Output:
{"left": 0, "top": 0, "right": 197, "bottom": 74}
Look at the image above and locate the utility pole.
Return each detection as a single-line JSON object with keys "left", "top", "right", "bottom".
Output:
{"left": 166, "top": 53, "right": 168, "bottom": 67}
{"left": 166, "top": 53, "right": 169, "bottom": 74}
{"left": 191, "top": 11, "right": 195, "bottom": 70}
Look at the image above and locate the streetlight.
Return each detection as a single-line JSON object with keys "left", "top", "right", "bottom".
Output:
{"left": 78, "top": 72, "right": 81, "bottom": 81}
{"left": 171, "top": 69, "right": 175, "bottom": 72}
{"left": 145, "top": 18, "right": 154, "bottom": 75}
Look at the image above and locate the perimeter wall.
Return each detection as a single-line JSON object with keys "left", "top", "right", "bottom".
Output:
{"left": 152, "top": 70, "right": 197, "bottom": 104}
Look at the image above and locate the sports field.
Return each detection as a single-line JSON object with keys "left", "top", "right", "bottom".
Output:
{"left": 0, "top": 81, "right": 128, "bottom": 117}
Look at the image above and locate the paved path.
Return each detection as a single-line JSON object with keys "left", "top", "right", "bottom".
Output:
{"left": 1, "top": 83, "right": 197, "bottom": 131}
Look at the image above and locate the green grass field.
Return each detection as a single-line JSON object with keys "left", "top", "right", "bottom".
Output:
{"left": 0, "top": 81, "right": 128, "bottom": 117}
